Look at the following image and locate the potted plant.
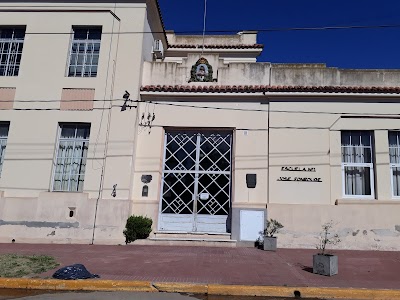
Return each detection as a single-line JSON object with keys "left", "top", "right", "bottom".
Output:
{"left": 313, "top": 221, "right": 340, "bottom": 276}
{"left": 261, "top": 219, "right": 284, "bottom": 251}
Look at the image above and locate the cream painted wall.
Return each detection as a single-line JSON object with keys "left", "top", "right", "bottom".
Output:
{"left": 0, "top": 1, "right": 160, "bottom": 244}
{"left": 267, "top": 203, "right": 400, "bottom": 250}
{"left": 132, "top": 100, "right": 269, "bottom": 230}
{"left": 133, "top": 96, "right": 400, "bottom": 249}
{"left": 269, "top": 101, "right": 400, "bottom": 204}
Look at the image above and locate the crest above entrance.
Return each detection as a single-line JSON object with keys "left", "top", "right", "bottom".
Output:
{"left": 189, "top": 57, "right": 214, "bottom": 83}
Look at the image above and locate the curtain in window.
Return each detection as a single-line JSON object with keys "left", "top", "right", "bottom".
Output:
{"left": 341, "top": 131, "right": 373, "bottom": 196}
{"left": 53, "top": 124, "right": 90, "bottom": 192}
{"left": 389, "top": 131, "right": 400, "bottom": 196}
{"left": 0, "top": 123, "right": 9, "bottom": 176}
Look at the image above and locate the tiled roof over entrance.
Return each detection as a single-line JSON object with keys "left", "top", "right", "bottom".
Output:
{"left": 168, "top": 44, "right": 264, "bottom": 49}
{"left": 140, "top": 85, "right": 400, "bottom": 94}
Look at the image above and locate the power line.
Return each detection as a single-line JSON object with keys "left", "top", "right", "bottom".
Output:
{"left": 10, "top": 24, "right": 400, "bottom": 36}
{"left": 141, "top": 100, "right": 400, "bottom": 117}
{"left": 0, "top": 99, "right": 123, "bottom": 103}
{"left": 0, "top": 105, "right": 122, "bottom": 111}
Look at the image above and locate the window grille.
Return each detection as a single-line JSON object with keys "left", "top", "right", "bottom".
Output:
{"left": 0, "top": 27, "right": 25, "bottom": 76}
{"left": 341, "top": 131, "right": 374, "bottom": 197}
{"left": 52, "top": 124, "right": 90, "bottom": 192}
{"left": 389, "top": 131, "right": 400, "bottom": 197}
{"left": 0, "top": 123, "right": 9, "bottom": 176}
{"left": 68, "top": 27, "right": 101, "bottom": 77}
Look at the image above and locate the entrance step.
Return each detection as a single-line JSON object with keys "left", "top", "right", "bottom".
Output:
{"left": 154, "top": 231, "right": 232, "bottom": 240}
{"left": 132, "top": 231, "right": 236, "bottom": 248}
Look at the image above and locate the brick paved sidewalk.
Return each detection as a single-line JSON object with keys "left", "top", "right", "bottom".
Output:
{"left": 0, "top": 243, "right": 399, "bottom": 290}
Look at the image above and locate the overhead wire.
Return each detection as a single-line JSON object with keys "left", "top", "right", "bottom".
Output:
{"left": 140, "top": 100, "right": 400, "bottom": 117}
{"left": 12, "top": 24, "right": 400, "bottom": 35}
{"left": 0, "top": 105, "right": 122, "bottom": 111}
{"left": 6, "top": 98, "right": 400, "bottom": 117}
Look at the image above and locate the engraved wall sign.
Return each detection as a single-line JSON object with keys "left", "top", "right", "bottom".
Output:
{"left": 277, "top": 166, "right": 322, "bottom": 183}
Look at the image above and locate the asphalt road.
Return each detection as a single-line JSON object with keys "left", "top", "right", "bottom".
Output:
{"left": 0, "top": 290, "right": 329, "bottom": 300}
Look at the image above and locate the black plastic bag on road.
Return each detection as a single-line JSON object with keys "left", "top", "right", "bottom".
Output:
{"left": 52, "top": 264, "right": 100, "bottom": 280}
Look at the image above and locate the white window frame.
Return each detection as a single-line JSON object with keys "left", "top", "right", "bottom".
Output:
{"left": 51, "top": 123, "right": 90, "bottom": 192}
{"left": 341, "top": 131, "right": 375, "bottom": 199}
{"left": 67, "top": 27, "right": 101, "bottom": 78}
{"left": 388, "top": 131, "right": 400, "bottom": 199}
{"left": 0, "top": 27, "right": 25, "bottom": 76}
{"left": 0, "top": 123, "right": 9, "bottom": 177}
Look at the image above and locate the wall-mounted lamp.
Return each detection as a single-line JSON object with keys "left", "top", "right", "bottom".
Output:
{"left": 121, "top": 91, "right": 138, "bottom": 111}
{"left": 121, "top": 91, "right": 130, "bottom": 112}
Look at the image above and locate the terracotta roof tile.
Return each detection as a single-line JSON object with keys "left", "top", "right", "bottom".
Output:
{"left": 140, "top": 85, "right": 400, "bottom": 94}
{"left": 168, "top": 44, "right": 264, "bottom": 49}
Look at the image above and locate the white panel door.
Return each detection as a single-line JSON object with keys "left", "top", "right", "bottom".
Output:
{"left": 240, "top": 210, "right": 264, "bottom": 241}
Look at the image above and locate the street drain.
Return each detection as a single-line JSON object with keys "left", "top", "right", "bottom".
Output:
{"left": 294, "top": 290, "right": 301, "bottom": 298}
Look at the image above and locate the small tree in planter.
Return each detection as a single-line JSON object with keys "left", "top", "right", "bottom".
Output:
{"left": 123, "top": 215, "right": 153, "bottom": 244}
{"left": 313, "top": 221, "right": 341, "bottom": 276}
{"left": 262, "top": 219, "right": 284, "bottom": 251}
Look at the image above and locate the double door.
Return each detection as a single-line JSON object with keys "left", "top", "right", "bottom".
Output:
{"left": 158, "top": 131, "right": 232, "bottom": 232}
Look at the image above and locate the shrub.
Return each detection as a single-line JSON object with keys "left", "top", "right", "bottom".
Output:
{"left": 263, "top": 219, "right": 284, "bottom": 237}
{"left": 123, "top": 215, "right": 153, "bottom": 244}
{"left": 317, "top": 220, "right": 341, "bottom": 255}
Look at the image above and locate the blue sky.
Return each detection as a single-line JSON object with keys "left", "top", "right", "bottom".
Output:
{"left": 158, "top": 0, "right": 400, "bottom": 69}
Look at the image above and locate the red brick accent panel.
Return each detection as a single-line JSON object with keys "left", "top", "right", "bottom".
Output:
{"left": 0, "top": 87, "right": 15, "bottom": 109}
{"left": 61, "top": 88, "right": 94, "bottom": 110}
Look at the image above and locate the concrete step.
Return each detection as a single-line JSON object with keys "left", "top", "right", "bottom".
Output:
{"left": 133, "top": 237, "right": 237, "bottom": 248}
{"left": 153, "top": 231, "right": 231, "bottom": 240}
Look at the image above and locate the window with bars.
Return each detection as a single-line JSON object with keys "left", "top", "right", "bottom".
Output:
{"left": 0, "top": 123, "right": 9, "bottom": 177}
{"left": 0, "top": 26, "right": 25, "bottom": 76}
{"left": 388, "top": 131, "right": 400, "bottom": 197}
{"left": 341, "top": 131, "right": 375, "bottom": 198}
{"left": 52, "top": 124, "right": 90, "bottom": 192}
{"left": 67, "top": 27, "right": 101, "bottom": 77}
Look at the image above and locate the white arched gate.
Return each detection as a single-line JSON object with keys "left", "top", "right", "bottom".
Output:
{"left": 158, "top": 131, "right": 232, "bottom": 233}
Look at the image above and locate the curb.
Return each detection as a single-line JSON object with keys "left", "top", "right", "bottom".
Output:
{"left": 1, "top": 278, "right": 400, "bottom": 299}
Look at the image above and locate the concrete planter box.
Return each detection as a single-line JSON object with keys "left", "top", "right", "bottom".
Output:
{"left": 263, "top": 236, "right": 277, "bottom": 251}
{"left": 313, "top": 254, "right": 338, "bottom": 276}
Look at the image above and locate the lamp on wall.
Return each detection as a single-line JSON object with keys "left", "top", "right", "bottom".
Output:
{"left": 121, "top": 91, "right": 130, "bottom": 111}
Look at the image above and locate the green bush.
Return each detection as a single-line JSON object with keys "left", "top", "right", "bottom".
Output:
{"left": 123, "top": 215, "right": 153, "bottom": 244}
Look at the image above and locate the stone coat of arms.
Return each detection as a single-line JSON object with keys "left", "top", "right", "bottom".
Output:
{"left": 189, "top": 57, "right": 213, "bottom": 83}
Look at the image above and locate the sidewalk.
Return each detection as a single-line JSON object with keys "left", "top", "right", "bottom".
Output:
{"left": 0, "top": 243, "right": 399, "bottom": 290}
{"left": 1, "top": 243, "right": 400, "bottom": 299}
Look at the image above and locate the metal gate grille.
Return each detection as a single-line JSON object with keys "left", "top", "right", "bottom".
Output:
{"left": 160, "top": 131, "right": 232, "bottom": 232}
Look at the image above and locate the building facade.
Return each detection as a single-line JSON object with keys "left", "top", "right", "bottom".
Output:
{"left": 0, "top": 0, "right": 166, "bottom": 244}
{"left": 139, "top": 32, "right": 400, "bottom": 250}
{"left": 1, "top": 1, "right": 400, "bottom": 250}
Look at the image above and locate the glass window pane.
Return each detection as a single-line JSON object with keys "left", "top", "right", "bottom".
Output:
{"left": 361, "top": 132, "right": 371, "bottom": 147}
{"left": 68, "top": 66, "right": 76, "bottom": 76}
{"left": 68, "top": 27, "right": 101, "bottom": 77}
{"left": 0, "top": 27, "right": 25, "bottom": 77}
{"left": 54, "top": 124, "right": 90, "bottom": 192}
{"left": 88, "top": 28, "right": 102, "bottom": 40}
{"left": 389, "top": 132, "right": 399, "bottom": 147}
{"left": 75, "top": 66, "right": 83, "bottom": 76}
{"left": 76, "top": 126, "right": 90, "bottom": 139}
{"left": 344, "top": 166, "right": 372, "bottom": 196}
{"left": 73, "top": 28, "right": 88, "bottom": 40}
{"left": 341, "top": 131, "right": 373, "bottom": 163}
{"left": 60, "top": 126, "right": 76, "bottom": 139}
{"left": 392, "top": 167, "right": 400, "bottom": 197}
{"left": 341, "top": 131, "right": 350, "bottom": 146}
{"left": 0, "top": 124, "right": 9, "bottom": 137}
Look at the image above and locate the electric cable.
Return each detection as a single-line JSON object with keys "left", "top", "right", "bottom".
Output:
{"left": 6, "top": 23, "right": 400, "bottom": 35}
